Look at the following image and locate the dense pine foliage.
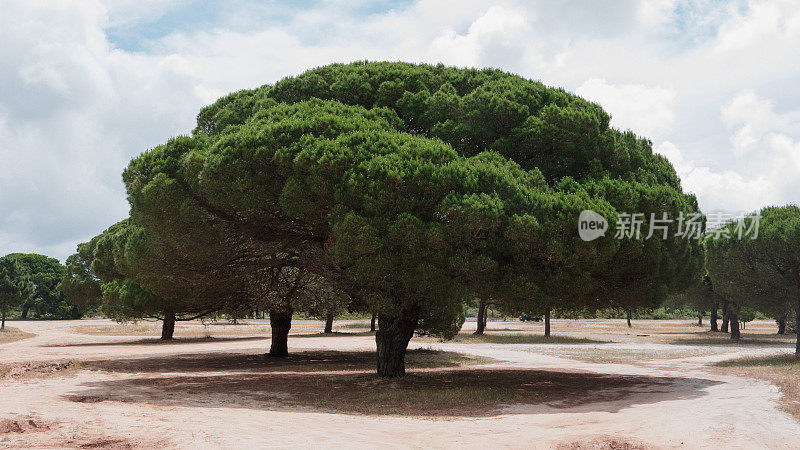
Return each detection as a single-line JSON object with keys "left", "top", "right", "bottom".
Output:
{"left": 706, "top": 205, "right": 800, "bottom": 352}
{"left": 64, "top": 62, "right": 703, "bottom": 376}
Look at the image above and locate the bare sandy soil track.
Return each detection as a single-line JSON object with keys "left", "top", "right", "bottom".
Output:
{"left": 1, "top": 319, "right": 799, "bottom": 449}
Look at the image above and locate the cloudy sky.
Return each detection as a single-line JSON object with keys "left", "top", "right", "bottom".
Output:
{"left": 2, "top": 0, "right": 799, "bottom": 261}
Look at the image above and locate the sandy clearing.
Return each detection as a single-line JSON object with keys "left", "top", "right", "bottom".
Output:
{"left": 1, "top": 319, "right": 798, "bottom": 449}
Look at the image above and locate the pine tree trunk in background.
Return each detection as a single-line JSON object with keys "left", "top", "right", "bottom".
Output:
{"left": 324, "top": 313, "right": 334, "bottom": 334}
{"left": 795, "top": 297, "right": 800, "bottom": 358}
{"left": 161, "top": 313, "right": 176, "bottom": 340}
{"left": 20, "top": 305, "right": 29, "bottom": 320}
{"left": 474, "top": 296, "right": 488, "bottom": 335}
{"left": 721, "top": 301, "right": 730, "bottom": 333}
{"left": 375, "top": 305, "right": 420, "bottom": 378}
{"left": 370, "top": 313, "right": 376, "bottom": 332}
{"left": 711, "top": 302, "right": 719, "bottom": 332}
{"left": 544, "top": 310, "right": 551, "bottom": 337}
{"left": 1, "top": 309, "right": 5, "bottom": 330}
{"left": 730, "top": 314, "right": 741, "bottom": 340}
{"left": 778, "top": 318, "right": 786, "bottom": 335}
{"left": 698, "top": 314, "right": 703, "bottom": 326}
{"left": 268, "top": 309, "right": 292, "bottom": 357}
{"left": 626, "top": 309, "right": 632, "bottom": 328}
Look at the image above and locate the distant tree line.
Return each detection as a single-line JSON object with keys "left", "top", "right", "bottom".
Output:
{"left": 0, "top": 253, "right": 84, "bottom": 327}
{"left": 704, "top": 206, "right": 800, "bottom": 352}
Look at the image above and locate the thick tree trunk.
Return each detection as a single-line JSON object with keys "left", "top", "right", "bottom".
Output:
{"left": 474, "top": 296, "right": 488, "bottom": 335}
{"left": 711, "top": 302, "right": 719, "bottom": 332}
{"left": 544, "top": 310, "right": 551, "bottom": 337}
{"left": 375, "top": 305, "right": 420, "bottom": 378}
{"left": 1, "top": 309, "right": 5, "bottom": 330}
{"left": 370, "top": 312, "right": 376, "bottom": 332}
{"left": 20, "top": 305, "right": 29, "bottom": 320}
{"left": 161, "top": 312, "right": 176, "bottom": 340}
{"left": 730, "top": 314, "right": 741, "bottom": 340}
{"left": 324, "top": 313, "right": 334, "bottom": 334}
{"left": 698, "top": 314, "right": 703, "bottom": 326}
{"left": 778, "top": 318, "right": 786, "bottom": 335}
{"left": 268, "top": 309, "right": 292, "bottom": 357}
{"left": 626, "top": 309, "right": 632, "bottom": 328}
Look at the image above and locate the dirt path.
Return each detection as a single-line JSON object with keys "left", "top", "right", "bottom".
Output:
{"left": 2, "top": 320, "right": 799, "bottom": 449}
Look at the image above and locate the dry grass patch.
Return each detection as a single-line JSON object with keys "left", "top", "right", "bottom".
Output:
{"left": 555, "top": 435, "right": 651, "bottom": 449}
{"left": 280, "top": 369, "right": 644, "bottom": 416}
{"left": 74, "top": 322, "right": 274, "bottom": 339}
{"left": 716, "top": 354, "right": 800, "bottom": 421}
{"left": 0, "top": 361, "right": 82, "bottom": 381}
{"left": 0, "top": 327, "right": 35, "bottom": 344}
{"left": 294, "top": 331, "right": 375, "bottom": 338}
{"left": 503, "top": 319, "right": 786, "bottom": 346}
{"left": 528, "top": 346, "right": 725, "bottom": 364}
{"left": 338, "top": 321, "right": 372, "bottom": 329}
{"left": 75, "top": 323, "right": 162, "bottom": 336}
{"left": 672, "top": 333, "right": 795, "bottom": 347}
{"left": 419, "top": 332, "right": 604, "bottom": 345}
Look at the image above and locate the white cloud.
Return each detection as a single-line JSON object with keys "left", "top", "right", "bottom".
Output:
{"left": 0, "top": 0, "right": 206, "bottom": 261}
{"left": 636, "top": 0, "right": 675, "bottom": 28}
{"left": 715, "top": 0, "right": 800, "bottom": 52}
{"left": 721, "top": 91, "right": 775, "bottom": 157}
{"left": 653, "top": 88, "right": 800, "bottom": 214}
{"left": 576, "top": 79, "right": 677, "bottom": 139}
{"left": 654, "top": 141, "right": 775, "bottom": 213}
{"left": 719, "top": 90, "right": 800, "bottom": 207}
{"left": 100, "top": 0, "right": 193, "bottom": 26}
{"left": 683, "top": 166, "right": 774, "bottom": 213}
{"left": 722, "top": 90, "right": 800, "bottom": 158}
{"left": 429, "top": 5, "right": 528, "bottom": 68}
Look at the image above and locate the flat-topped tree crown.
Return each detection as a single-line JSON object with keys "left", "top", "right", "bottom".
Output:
{"left": 126, "top": 62, "right": 701, "bottom": 376}
{"left": 194, "top": 62, "right": 700, "bottom": 315}
{"left": 195, "top": 62, "right": 679, "bottom": 187}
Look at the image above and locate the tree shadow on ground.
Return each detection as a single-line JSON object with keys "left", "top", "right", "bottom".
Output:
{"left": 46, "top": 331, "right": 376, "bottom": 348}
{"left": 69, "top": 350, "right": 721, "bottom": 417}
{"left": 82, "top": 350, "right": 391, "bottom": 373}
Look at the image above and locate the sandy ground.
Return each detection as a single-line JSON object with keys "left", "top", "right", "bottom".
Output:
{"left": 1, "top": 319, "right": 799, "bottom": 449}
